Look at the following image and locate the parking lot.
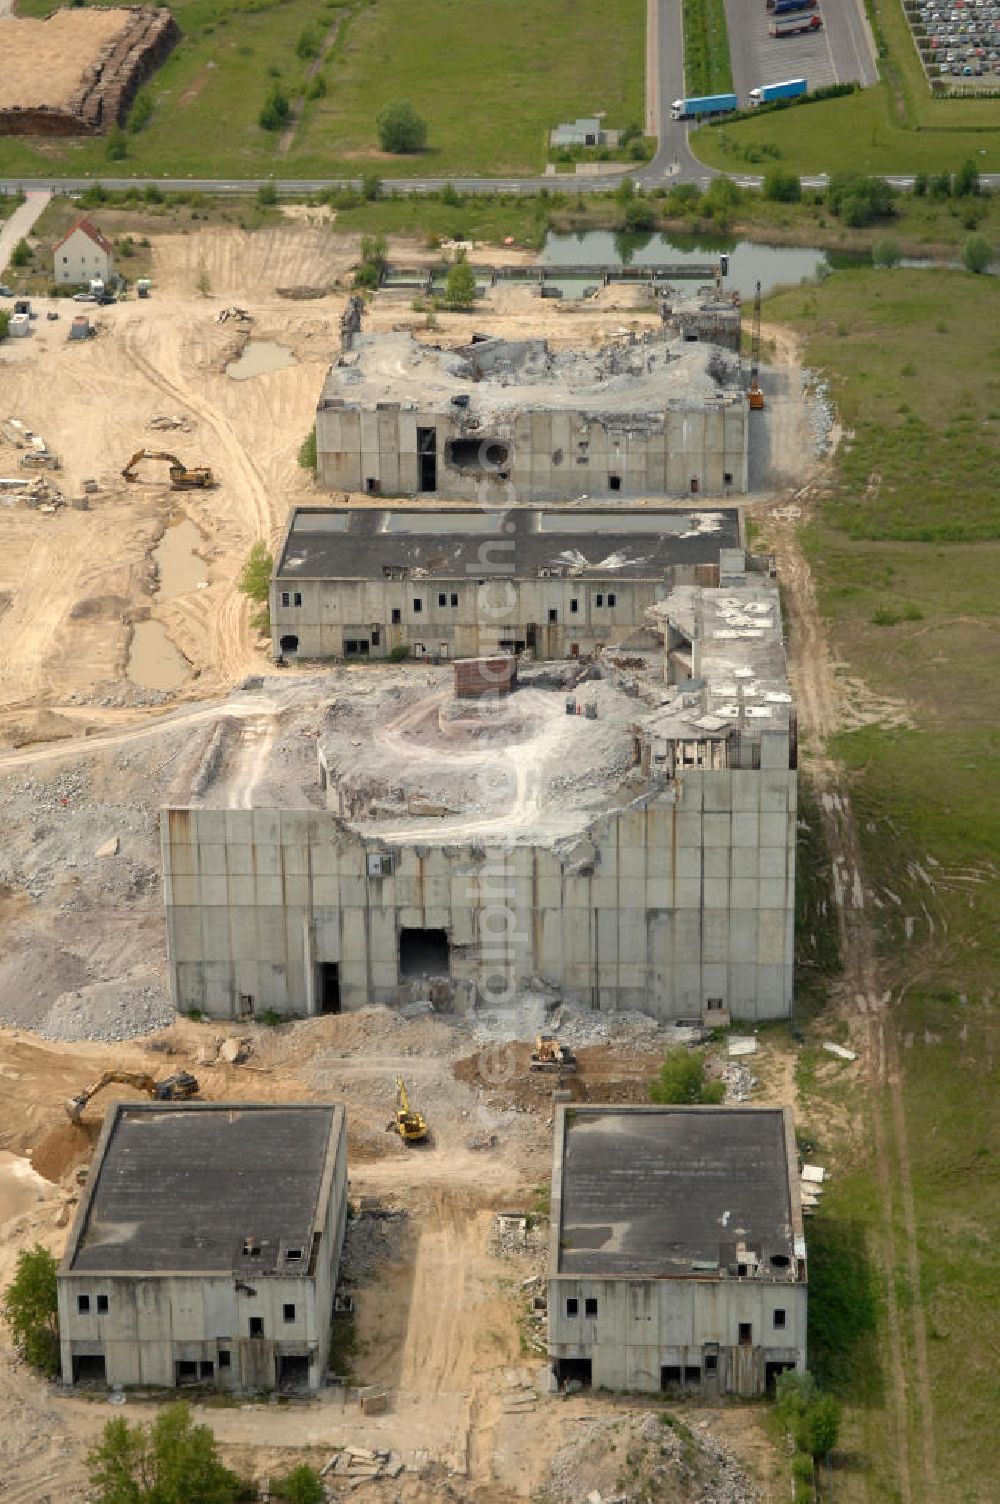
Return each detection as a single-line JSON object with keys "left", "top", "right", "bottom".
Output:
{"left": 724, "top": 0, "right": 879, "bottom": 105}
{"left": 907, "top": 0, "right": 1000, "bottom": 81}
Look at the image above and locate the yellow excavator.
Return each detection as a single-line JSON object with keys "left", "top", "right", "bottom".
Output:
{"left": 121, "top": 449, "right": 215, "bottom": 490}
{"left": 390, "top": 1076, "right": 428, "bottom": 1144}
{"left": 529, "top": 1035, "right": 577, "bottom": 1073}
{"left": 66, "top": 1070, "right": 200, "bottom": 1125}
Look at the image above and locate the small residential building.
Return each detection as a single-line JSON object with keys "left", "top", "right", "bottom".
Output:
{"left": 550, "top": 117, "right": 613, "bottom": 148}
{"left": 52, "top": 217, "right": 115, "bottom": 287}
{"left": 269, "top": 505, "right": 741, "bottom": 663}
{"left": 58, "top": 1101, "right": 347, "bottom": 1393}
{"left": 548, "top": 1104, "right": 807, "bottom": 1396}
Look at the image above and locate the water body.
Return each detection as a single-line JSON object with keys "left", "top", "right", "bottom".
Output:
{"left": 127, "top": 620, "right": 188, "bottom": 692}
{"left": 225, "top": 340, "right": 297, "bottom": 381}
{"left": 154, "top": 518, "right": 207, "bottom": 602}
{"left": 540, "top": 230, "right": 829, "bottom": 298}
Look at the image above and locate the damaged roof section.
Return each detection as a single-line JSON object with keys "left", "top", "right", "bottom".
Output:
{"left": 319, "top": 328, "right": 745, "bottom": 424}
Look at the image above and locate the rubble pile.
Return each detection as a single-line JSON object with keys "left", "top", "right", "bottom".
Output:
{"left": 545, "top": 1411, "right": 758, "bottom": 1504}
{"left": 720, "top": 1062, "right": 758, "bottom": 1102}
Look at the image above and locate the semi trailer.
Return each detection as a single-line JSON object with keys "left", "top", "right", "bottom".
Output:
{"left": 769, "top": 13, "right": 823, "bottom": 35}
{"left": 749, "top": 77, "right": 808, "bottom": 105}
{"left": 670, "top": 92, "right": 739, "bottom": 121}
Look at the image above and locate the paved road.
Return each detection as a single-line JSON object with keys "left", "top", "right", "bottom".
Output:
{"left": 725, "top": 0, "right": 879, "bottom": 103}
{"left": 0, "top": 189, "right": 51, "bottom": 278}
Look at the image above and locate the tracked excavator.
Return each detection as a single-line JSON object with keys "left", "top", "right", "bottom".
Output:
{"left": 389, "top": 1076, "right": 428, "bottom": 1143}
{"left": 529, "top": 1035, "right": 577, "bottom": 1073}
{"left": 121, "top": 449, "right": 215, "bottom": 490}
{"left": 66, "top": 1070, "right": 199, "bottom": 1124}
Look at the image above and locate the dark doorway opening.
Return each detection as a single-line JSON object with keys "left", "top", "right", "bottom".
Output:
{"left": 684, "top": 1365, "right": 702, "bottom": 1385}
{"left": 344, "top": 639, "right": 370, "bottom": 656}
{"left": 660, "top": 1364, "right": 682, "bottom": 1390}
{"left": 175, "top": 1359, "right": 199, "bottom": 1386}
{"left": 72, "top": 1353, "right": 106, "bottom": 1384}
{"left": 200, "top": 1360, "right": 215, "bottom": 1380}
{"left": 249, "top": 1317, "right": 264, "bottom": 1338}
{"left": 739, "top": 1322, "right": 752, "bottom": 1346}
{"left": 608, "top": 474, "right": 621, "bottom": 491}
{"left": 417, "top": 427, "right": 437, "bottom": 491}
{"left": 278, "top": 1354, "right": 311, "bottom": 1392}
{"left": 399, "top": 927, "right": 450, "bottom": 978}
{"left": 279, "top": 635, "right": 299, "bottom": 653}
{"left": 318, "top": 962, "right": 340, "bottom": 1014}
{"left": 766, "top": 1361, "right": 796, "bottom": 1394}
{"left": 526, "top": 623, "right": 537, "bottom": 651}
{"left": 556, "top": 1357, "right": 592, "bottom": 1386}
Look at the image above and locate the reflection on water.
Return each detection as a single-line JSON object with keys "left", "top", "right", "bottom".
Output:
{"left": 226, "top": 341, "right": 297, "bottom": 380}
{"left": 127, "top": 620, "right": 188, "bottom": 692}
{"left": 541, "top": 230, "right": 829, "bottom": 297}
{"left": 154, "top": 518, "right": 207, "bottom": 601}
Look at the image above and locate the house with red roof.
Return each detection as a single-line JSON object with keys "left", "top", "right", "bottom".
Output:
{"left": 53, "top": 218, "right": 116, "bottom": 288}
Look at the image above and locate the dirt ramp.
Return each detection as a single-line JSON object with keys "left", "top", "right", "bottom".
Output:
{"left": 30, "top": 1119, "right": 97, "bottom": 1185}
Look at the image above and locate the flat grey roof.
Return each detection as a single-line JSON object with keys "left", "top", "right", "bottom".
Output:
{"left": 275, "top": 506, "right": 741, "bottom": 581}
{"left": 68, "top": 1103, "right": 340, "bottom": 1275}
{"left": 556, "top": 1106, "right": 796, "bottom": 1278}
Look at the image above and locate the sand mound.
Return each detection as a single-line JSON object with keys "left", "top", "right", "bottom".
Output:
{"left": 30, "top": 1120, "right": 96, "bottom": 1185}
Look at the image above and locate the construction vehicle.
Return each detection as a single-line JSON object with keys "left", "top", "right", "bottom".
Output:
{"left": 66, "top": 1070, "right": 199, "bottom": 1124}
{"left": 390, "top": 1076, "right": 428, "bottom": 1143}
{"left": 748, "top": 280, "right": 765, "bottom": 411}
{"left": 136, "top": 278, "right": 152, "bottom": 299}
{"left": 121, "top": 449, "right": 214, "bottom": 490}
{"left": 529, "top": 1035, "right": 577, "bottom": 1073}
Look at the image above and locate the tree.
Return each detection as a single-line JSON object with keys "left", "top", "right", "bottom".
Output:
{"left": 796, "top": 1392, "right": 841, "bottom": 1460}
{"left": 0, "top": 309, "right": 11, "bottom": 341}
{"left": 763, "top": 170, "right": 801, "bottom": 203}
{"left": 3, "top": 1244, "right": 59, "bottom": 1375}
{"left": 10, "top": 237, "right": 30, "bottom": 267}
{"left": 259, "top": 85, "right": 290, "bottom": 132}
{"left": 362, "top": 173, "right": 382, "bottom": 202}
{"left": 622, "top": 198, "right": 655, "bottom": 232}
{"left": 872, "top": 237, "right": 901, "bottom": 268}
{"left": 954, "top": 158, "right": 980, "bottom": 197}
{"left": 444, "top": 254, "right": 477, "bottom": 308}
{"left": 963, "top": 233, "right": 992, "bottom": 274}
{"left": 256, "top": 181, "right": 278, "bottom": 207}
{"left": 88, "top": 1402, "right": 246, "bottom": 1504}
{"left": 376, "top": 100, "right": 427, "bottom": 154}
{"left": 272, "top": 1464, "right": 325, "bottom": 1503}
{"left": 298, "top": 425, "right": 317, "bottom": 470}
{"left": 649, "top": 1047, "right": 725, "bottom": 1105}
{"left": 106, "top": 128, "right": 128, "bottom": 162}
{"left": 238, "top": 541, "right": 274, "bottom": 605}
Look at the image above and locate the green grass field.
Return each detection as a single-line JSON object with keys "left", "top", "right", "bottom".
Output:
{"left": 768, "top": 266, "right": 1000, "bottom": 1501}
{"left": 692, "top": 0, "right": 1000, "bottom": 174}
{"left": 0, "top": 0, "right": 644, "bottom": 179}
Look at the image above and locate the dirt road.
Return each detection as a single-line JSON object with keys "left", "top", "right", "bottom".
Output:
{"left": 0, "top": 191, "right": 51, "bottom": 275}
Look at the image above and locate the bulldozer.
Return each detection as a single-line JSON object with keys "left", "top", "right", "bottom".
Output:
{"left": 66, "top": 1070, "right": 199, "bottom": 1125}
{"left": 121, "top": 449, "right": 215, "bottom": 490}
{"left": 529, "top": 1035, "right": 577, "bottom": 1073}
{"left": 389, "top": 1076, "right": 428, "bottom": 1144}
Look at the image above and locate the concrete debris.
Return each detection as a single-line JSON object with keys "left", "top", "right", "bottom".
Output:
{"left": 218, "top": 1036, "right": 248, "bottom": 1064}
{"left": 94, "top": 836, "right": 119, "bottom": 858}
{"left": 801, "top": 1163, "right": 826, "bottom": 1184}
{"left": 720, "top": 1062, "right": 758, "bottom": 1102}
{"left": 802, "top": 367, "right": 834, "bottom": 456}
{"left": 148, "top": 414, "right": 194, "bottom": 432}
{"left": 727, "top": 1035, "right": 757, "bottom": 1056}
{"left": 216, "top": 306, "right": 252, "bottom": 324}
{"left": 545, "top": 1410, "right": 758, "bottom": 1504}
{"left": 823, "top": 1041, "right": 858, "bottom": 1061}
{"left": 327, "top": 1443, "right": 403, "bottom": 1482}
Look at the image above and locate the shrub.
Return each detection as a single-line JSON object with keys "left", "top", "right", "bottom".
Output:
{"left": 376, "top": 100, "right": 427, "bottom": 154}
{"left": 106, "top": 128, "right": 128, "bottom": 162}
{"left": 954, "top": 158, "right": 980, "bottom": 197}
{"left": 305, "top": 74, "right": 327, "bottom": 100}
{"left": 238, "top": 541, "right": 274, "bottom": 636}
{"left": 764, "top": 170, "right": 801, "bottom": 203}
{"left": 649, "top": 1047, "right": 725, "bottom": 1105}
{"left": 623, "top": 198, "right": 655, "bottom": 231}
{"left": 3, "top": 1245, "right": 59, "bottom": 1375}
{"left": 362, "top": 173, "right": 382, "bottom": 202}
{"left": 0, "top": 310, "right": 10, "bottom": 340}
{"left": 128, "top": 87, "right": 153, "bottom": 134}
{"left": 143, "top": 183, "right": 165, "bottom": 204}
{"left": 963, "top": 233, "right": 993, "bottom": 274}
{"left": 296, "top": 24, "right": 320, "bottom": 59}
{"left": 272, "top": 1465, "right": 325, "bottom": 1504}
{"left": 827, "top": 174, "right": 896, "bottom": 226}
{"left": 256, "top": 181, "right": 278, "bottom": 206}
{"left": 10, "top": 237, "right": 30, "bottom": 267}
{"left": 259, "top": 85, "right": 290, "bottom": 132}
{"left": 387, "top": 644, "right": 411, "bottom": 661}
{"left": 298, "top": 426, "right": 317, "bottom": 470}
{"left": 796, "top": 1394, "right": 841, "bottom": 1459}
{"left": 87, "top": 1402, "right": 246, "bottom": 1503}
{"left": 872, "top": 237, "right": 901, "bottom": 268}
{"left": 440, "top": 181, "right": 461, "bottom": 207}
{"left": 791, "top": 1452, "right": 815, "bottom": 1484}
{"left": 912, "top": 172, "right": 928, "bottom": 197}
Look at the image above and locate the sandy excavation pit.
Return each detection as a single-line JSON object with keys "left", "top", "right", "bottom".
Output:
{"left": 0, "top": 8, "right": 178, "bottom": 135}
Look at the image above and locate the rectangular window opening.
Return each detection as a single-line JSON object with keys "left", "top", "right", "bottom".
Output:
{"left": 608, "top": 474, "right": 621, "bottom": 491}
{"left": 391, "top": 608, "right": 401, "bottom": 624}
{"left": 566, "top": 1297, "right": 579, "bottom": 1317}
{"left": 399, "top": 926, "right": 450, "bottom": 979}
{"left": 450, "top": 592, "right": 458, "bottom": 607}
{"left": 281, "top": 592, "right": 290, "bottom": 607}
{"left": 283, "top": 1303, "right": 296, "bottom": 1323}
{"left": 413, "top": 598, "right": 423, "bottom": 613}
{"left": 595, "top": 593, "right": 604, "bottom": 607}
{"left": 773, "top": 1308, "right": 786, "bottom": 1329}
{"left": 739, "top": 1322, "right": 752, "bottom": 1346}
{"left": 219, "top": 1350, "right": 231, "bottom": 1368}
{"left": 249, "top": 1317, "right": 264, "bottom": 1338}
{"left": 438, "top": 592, "right": 447, "bottom": 607}
{"left": 684, "top": 1365, "right": 701, "bottom": 1383}
{"left": 77, "top": 1295, "right": 91, "bottom": 1315}
{"left": 607, "top": 592, "right": 616, "bottom": 607}
{"left": 570, "top": 599, "right": 579, "bottom": 614}
{"left": 584, "top": 1297, "right": 598, "bottom": 1317}
{"left": 72, "top": 1353, "right": 106, "bottom": 1383}
{"left": 293, "top": 592, "right": 302, "bottom": 607}
{"left": 96, "top": 1294, "right": 109, "bottom": 1314}
{"left": 548, "top": 608, "right": 558, "bottom": 623}
{"left": 200, "top": 1360, "right": 215, "bottom": 1379}
{"left": 705, "top": 1354, "right": 718, "bottom": 1372}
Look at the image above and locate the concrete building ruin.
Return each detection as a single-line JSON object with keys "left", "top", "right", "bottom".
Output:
{"left": 58, "top": 1102, "right": 347, "bottom": 1393}
{"left": 547, "top": 1105, "right": 807, "bottom": 1396}
{"left": 314, "top": 327, "right": 748, "bottom": 503}
{"left": 162, "top": 548, "right": 796, "bottom": 1024}
{"left": 269, "top": 505, "right": 741, "bottom": 663}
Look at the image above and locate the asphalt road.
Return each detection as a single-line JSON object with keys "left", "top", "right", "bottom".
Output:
{"left": 725, "top": 0, "right": 879, "bottom": 104}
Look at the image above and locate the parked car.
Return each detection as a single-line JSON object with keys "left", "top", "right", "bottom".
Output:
{"left": 0, "top": 285, "right": 12, "bottom": 298}
{"left": 72, "top": 292, "right": 95, "bottom": 302}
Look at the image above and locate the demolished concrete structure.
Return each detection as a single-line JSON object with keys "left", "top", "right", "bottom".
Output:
{"left": 548, "top": 1104, "right": 807, "bottom": 1395}
{"left": 269, "top": 504, "right": 740, "bottom": 663}
{"left": 314, "top": 327, "right": 748, "bottom": 503}
{"left": 162, "top": 548, "right": 796, "bottom": 1024}
{"left": 58, "top": 1101, "right": 347, "bottom": 1392}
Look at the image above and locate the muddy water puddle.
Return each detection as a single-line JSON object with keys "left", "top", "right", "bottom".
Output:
{"left": 127, "top": 620, "right": 188, "bottom": 692}
{"left": 0, "top": 1151, "right": 54, "bottom": 1224}
{"left": 155, "top": 518, "right": 207, "bottom": 601}
{"left": 225, "top": 340, "right": 297, "bottom": 380}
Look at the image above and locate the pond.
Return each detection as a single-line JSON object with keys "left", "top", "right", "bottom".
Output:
{"left": 127, "top": 620, "right": 188, "bottom": 692}
{"left": 540, "top": 230, "right": 829, "bottom": 298}
{"left": 225, "top": 340, "right": 298, "bottom": 381}
{"left": 154, "top": 518, "right": 207, "bottom": 602}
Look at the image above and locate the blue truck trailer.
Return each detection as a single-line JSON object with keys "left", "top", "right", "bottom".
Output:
{"left": 767, "top": 0, "right": 818, "bottom": 11}
{"left": 670, "top": 92, "right": 739, "bottom": 122}
{"left": 749, "top": 77, "right": 808, "bottom": 106}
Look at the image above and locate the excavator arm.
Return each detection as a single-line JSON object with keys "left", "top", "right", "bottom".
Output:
{"left": 66, "top": 1069, "right": 199, "bottom": 1123}
{"left": 121, "top": 450, "right": 214, "bottom": 489}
